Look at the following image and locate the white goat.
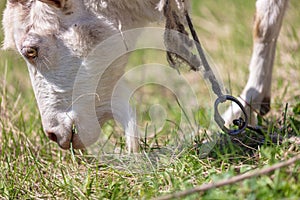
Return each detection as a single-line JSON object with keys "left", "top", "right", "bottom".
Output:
{"left": 2, "top": 0, "right": 288, "bottom": 152}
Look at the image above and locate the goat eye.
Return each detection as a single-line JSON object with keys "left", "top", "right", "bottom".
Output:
{"left": 21, "top": 46, "right": 38, "bottom": 61}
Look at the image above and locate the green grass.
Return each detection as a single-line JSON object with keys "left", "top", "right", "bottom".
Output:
{"left": 1, "top": 0, "right": 300, "bottom": 199}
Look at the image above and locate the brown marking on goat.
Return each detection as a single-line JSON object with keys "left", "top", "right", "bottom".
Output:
{"left": 39, "top": 0, "right": 65, "bottom": 8}
{"left": 253, "top": 12, "right": 273, "bottom": 43}
{"left": 253, "top": 12, "right": 262, "bottom": 41}
{"left": 8, "top": 0, "right": 28, "bottom": 5}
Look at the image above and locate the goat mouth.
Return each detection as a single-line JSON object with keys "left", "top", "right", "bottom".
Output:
{"left": 70, "top": 124, "right": 80, "bottom": 149}
{"left": 70, "top": 123, "right": 77, "bottom": 152}
{"left": 68, "top": 124, "right": 86, "bottom": 150}
{"left": 70, "top": 123, "right": 77, "bottom": 150}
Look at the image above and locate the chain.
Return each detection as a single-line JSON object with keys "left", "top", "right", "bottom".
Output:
{"left": 183, "top": 4, "right": 248, "bottom": 135}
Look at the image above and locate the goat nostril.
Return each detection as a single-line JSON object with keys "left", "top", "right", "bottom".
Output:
{"left": 46, "top": 132, "right": 58, "bottom": 143}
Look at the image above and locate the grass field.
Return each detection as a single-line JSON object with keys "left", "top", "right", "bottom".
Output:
{"left": 1, "top": 0, "right": 300, "bottom": 199}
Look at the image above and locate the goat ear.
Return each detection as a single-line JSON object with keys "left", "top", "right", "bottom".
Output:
{"left": 37, "top": 0, "right": 66, "bottom": 9}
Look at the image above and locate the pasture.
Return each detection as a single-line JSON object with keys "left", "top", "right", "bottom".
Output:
{"left": 1, "top": 0, "right": 300, "bottom": 199}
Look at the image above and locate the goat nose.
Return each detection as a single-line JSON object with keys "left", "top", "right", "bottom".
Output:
{"left": 46, "top": 131, "right": 58, "bottom": 143}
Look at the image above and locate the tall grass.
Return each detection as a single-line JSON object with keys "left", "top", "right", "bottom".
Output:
{"left": 0, "top": 0, "right": 300, "bottom": 199}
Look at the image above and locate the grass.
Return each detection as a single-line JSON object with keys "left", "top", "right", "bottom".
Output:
{"left": 1, "top": 0, "right": 300, "bottom": 199}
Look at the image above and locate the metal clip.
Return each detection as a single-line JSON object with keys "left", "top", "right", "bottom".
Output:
{"left": 214, "top": 95, "right": 248, "bottom": 135}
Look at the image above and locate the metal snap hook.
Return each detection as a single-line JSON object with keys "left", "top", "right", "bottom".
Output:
{"left": 214, "top": 95, "right": 248, "bottom": 135}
